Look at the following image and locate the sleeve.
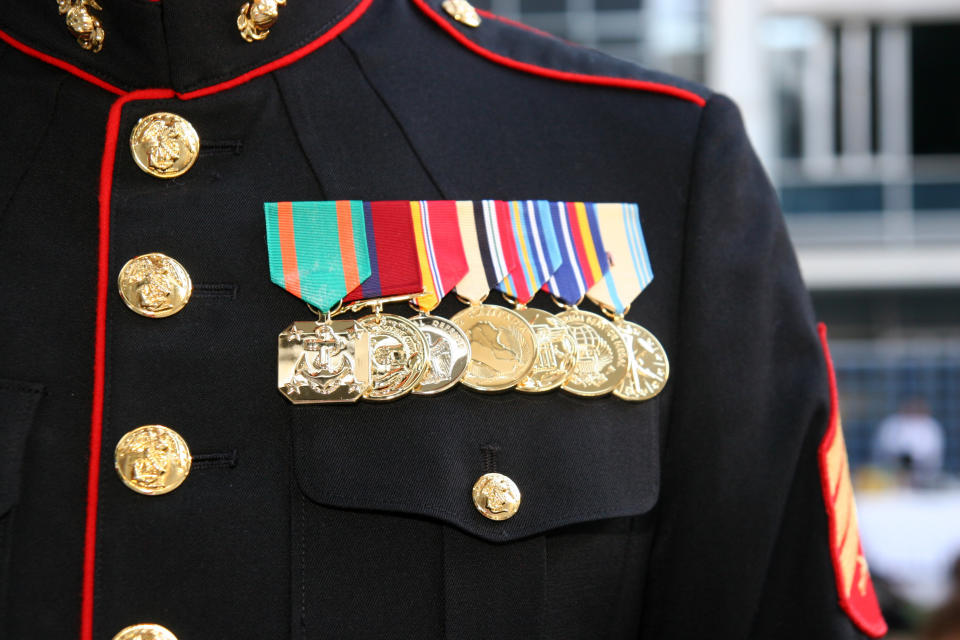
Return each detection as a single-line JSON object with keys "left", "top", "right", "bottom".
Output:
{"left": 638, "top": 93, "right": 888, "bottom": 639}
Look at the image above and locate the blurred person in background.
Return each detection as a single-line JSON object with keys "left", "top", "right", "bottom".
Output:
{"left": 873, "top": 397, "right": 945, "bottom": 488}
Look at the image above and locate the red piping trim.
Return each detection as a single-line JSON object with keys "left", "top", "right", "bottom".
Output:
{"left": 177, "top": 0, "right": 374, "bottom": 99}
{"left": 0, "top": 29, "right": 124, "bottom": 95}
{"left": 69, "top": 3, "right": 376, "bottom": 639}
{"left": 816, "top": 324, "right": 888, "bottom": 639}
{"left": 411, "top": 0, "right": 706, "bottom": 107}
{"left": 82, "top": 88, "right": 176, "bottom": 640}
{"left": 474, "top": 8, "right": 559, "bottom": 41}
{"left": 0, "top": 0, "right": 373, "bottom": 99}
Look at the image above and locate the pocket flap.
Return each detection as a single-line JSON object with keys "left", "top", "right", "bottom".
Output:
{"left": 0, "top": 379, "right": 44, "bottom": 515}
{"left": 292, "top": 391, "right": 660, "bottom": 542}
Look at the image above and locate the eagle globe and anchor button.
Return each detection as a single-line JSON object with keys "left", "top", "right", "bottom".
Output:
{"left": 112, "top": 623, "right": 178, "bottom": 640}
{"left": 114, "top": 425, "right": 192, "bottom": 496}
{"left": 113, "top": 623, "right": 177, "bottom": 640}
{"left": 472, "top": 472, "right": 522, "bottom": 521}
{"left": 129, "top": 112, "right": 200, "bottom": 179}
{"left": 117, "top": 253, "right": 193, "bottom": 318}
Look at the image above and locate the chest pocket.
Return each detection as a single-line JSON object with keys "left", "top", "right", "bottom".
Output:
{"left": 0, "top": 379, "right": 44, "bottom": 623}
{"left": 290, "top": 390, "right": 660, "bottom": 640}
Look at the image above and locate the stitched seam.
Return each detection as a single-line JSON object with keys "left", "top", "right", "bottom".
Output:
{"left": 92, "top": 287, "right": 116, "bottom": 640}
{"left": 635, "top": 93, "right": 712, "bottom": 629}
{"left": 271, "top": 73, "right": 329, "bottom": 198}
{"left": 157, "top": 0, "right": 173, "bottom": 87}
{"left": 338, "top": 34, "right": 447, "bottom": 198}
{"left": 0, "top": 75, "right": 68, "bottom": 225}
{"left": 299, "top": 492, "right": 307, "bottom": 639}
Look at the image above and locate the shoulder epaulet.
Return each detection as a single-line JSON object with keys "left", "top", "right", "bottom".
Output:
{"left": 410, "top": 0, "right": 709, "bottom": 107}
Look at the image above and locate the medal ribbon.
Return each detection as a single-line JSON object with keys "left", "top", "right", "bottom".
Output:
{"left": 265, "top": 201, "right": 371, "bottom": 312}
{"left": 455, "top": 200, "right": 522, "bottom": 302}
{"left": 586, "top": 203, "right": 653, "bottom": 314}
{"left": 496, "top": 200, "right": 563, "bottom": 305}
{"left": 343, "top": 201, "right": 424, "bottom": 303}
{"left": 542, "top": 202, "right": 610, "bottom": 305}
{"left": 411, "top": 200, "right": 469, "bottom": 312}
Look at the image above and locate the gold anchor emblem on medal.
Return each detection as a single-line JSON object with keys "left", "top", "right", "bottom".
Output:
{"left": 278, "top": 307, "right": 371, "bottom": 404}
{"left": 237, "top": 0, "right": 286, "bottom": 42}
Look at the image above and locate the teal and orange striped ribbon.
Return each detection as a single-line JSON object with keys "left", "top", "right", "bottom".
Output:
{"left": 586, "top": 203, "right": 653, "bottom": 314}
{"left": 265, "top": 201, "right": 371, "bottom": 312}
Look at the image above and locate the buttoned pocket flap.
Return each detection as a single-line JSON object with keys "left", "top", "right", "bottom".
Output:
{"left": 0, "top": 379, "right": 44, "bottom": 516}
{"left": 292, "top": 391, "right": 660, "bottom": 542}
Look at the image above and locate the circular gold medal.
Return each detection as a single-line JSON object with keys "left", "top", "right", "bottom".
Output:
{"left": 613, "top": 320, "right": 669, "bottom": 401}
{"left": 411, "top": 315, "right": 471, "bottom": 395}
{"left": 451, "top": 304, "right": 537, "bottom": 392}
{"left": 357, "top": 313, "right": 428, "bottom": 401}
{"left": 514, "top": 307, "right": 577, "bottom": 393}
{"left": 556, "top": 309, "right": 629, "bottom": 397}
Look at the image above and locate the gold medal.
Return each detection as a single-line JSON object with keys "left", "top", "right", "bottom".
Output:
{"left": 277, "top": 320, "right": 370, "bottom": 404}
{"left": 513, "top": 306, "right": 577, "bottom": 393}
{"left": 451, "top": 303, "right": 537, "bottom": 392}
{"left": 411, "top": 314, "right": 471, "bottom": 395}
{"left": 356, "top": 312, "right": 429, "bottom": 401}
{"left": 556, "top": 308, "right": 629, "bottom": 397}
{"left": 612, "top": 319, "right": 669, "bottom": 401}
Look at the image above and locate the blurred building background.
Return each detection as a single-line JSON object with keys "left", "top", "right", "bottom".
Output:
{"left": 475, "top": 0, "right": 960, "bottom": 635}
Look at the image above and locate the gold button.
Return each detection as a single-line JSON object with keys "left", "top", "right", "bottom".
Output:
{"left": 117, "top": 253, "right": 193, "bottom": 318}
{"left": 115, "top": 425, "right": 192, "bottom": 496}
{"left": 130, "top": 112, "right": 199, "bottom": 178}
{"left": 113, "top": 623, "right": 178, "bottom": 640}
{"left": 472, "top": 472, "right": 521, "bottom": 521}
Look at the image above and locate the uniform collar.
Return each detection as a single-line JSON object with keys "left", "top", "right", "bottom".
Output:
{"left": 0, "top": 0, "right": 370, "bottom": 94}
